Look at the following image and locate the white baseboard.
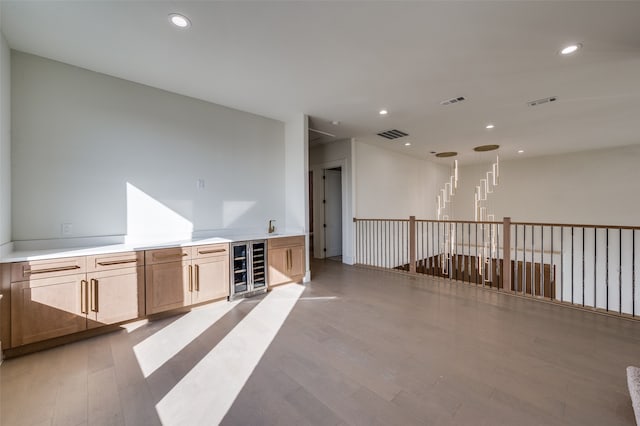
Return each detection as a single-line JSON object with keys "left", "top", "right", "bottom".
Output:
{"left": 342, "top": 255, "right": 355, "bottom": 265}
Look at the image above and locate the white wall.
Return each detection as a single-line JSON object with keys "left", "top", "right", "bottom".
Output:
{"left": 452, "top": 145, "right": 640, "bottom": 226}
{"left": 11, "top": 52, "right": 286, "bottom": 242}
{"left": 0, "top": 31, "right": 10, "bottom": 246}
{"left": 309, "top": 138, "right": 355, "bottom": 264}
{"left": 354, "top": 141, "right": 449, "bottom": 219}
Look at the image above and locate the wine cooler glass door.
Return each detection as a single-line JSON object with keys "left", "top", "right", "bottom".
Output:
{"left": 232, "top": 244, "right": 248, "bottom": 294}
{"left": 252, "top": 241, "right": 266, "bottom": 288}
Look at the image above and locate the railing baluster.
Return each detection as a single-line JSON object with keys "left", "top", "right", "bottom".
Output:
{"left": 515, "top": 224, "right": 519, "bottom": 293}
{"left": 561, "top": 226, "right": 564, "bottom": 302}
{"left": 582, "top": 227, "right": 585, "bottom": 307}
{"left": 523, "top": 225, "right": 527, "bottom": 295}
{"left": 421, "top": 222, "right": 425, "bottom": 272}
{"left": 473, "top": 222, "right": 476, "bottom": 284}
{"left": 388, "top": 220, "right": 391, "bottom": 269}
{"left": 571, "top": 227, "right": 574, "bottom": 304}
{"left": 619, "top": 228, "right": 623, "bottom": 314}
{"left": 541, "top": 225, "right": 545, "bottom": 298}
{"left": 491, "top": 222, "right": 494, "bottom": 288}
{"left": 379, "top": 220, "right": 382, "bottom": 268}
{"left": 550, "top": 226, "right": 554, "bottom": 300}
{"left": 607, "top": 228, "right": 609, "bottom": 312}
{"left": 594, "top": 228, "right": 597, "bottom": 310}
{"left": 532, "top": 225, "right": 535, "bottom": 296}
{"left": 449, "top": 222, "right": 453, "bottom": 282}
{"left": 467, "top": 222, "right": 471, "bottom": 284}
{"left": 461, "top": 222, "right": 464, "bottom": 281}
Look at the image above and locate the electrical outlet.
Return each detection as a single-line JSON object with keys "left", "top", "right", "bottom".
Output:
{"left": 197, "top": 179, "right": 205, "bottom": 190}
{"left": 61, "top": 223, "right": 73, "bottom": 236}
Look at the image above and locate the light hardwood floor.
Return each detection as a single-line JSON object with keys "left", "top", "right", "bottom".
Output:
{"left": 1, "top": 259, "right": 639, "bottom": 425}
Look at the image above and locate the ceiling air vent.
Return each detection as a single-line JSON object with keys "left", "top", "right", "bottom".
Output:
{"left": 528, "top": 96, "right": 557, "bottom": 107}
{"left": 377, "top": 129, "right": 409, "bottom": 140}
{"left": 440, "top": 96, "right": 466, "bottom": 106}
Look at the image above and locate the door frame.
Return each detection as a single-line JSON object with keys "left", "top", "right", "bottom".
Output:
{"left": 311, "top": 159, "right": 348, "bottom": 260}
{"left": 323, "top": 167, "right": 343, "bottom": 258}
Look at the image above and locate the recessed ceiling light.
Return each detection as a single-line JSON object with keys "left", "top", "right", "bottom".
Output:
{"left": 485, "top": 124, "right": 495, "bottom": 129}
{"left": 560, "top": 43, "right": 581, "bottom": 55}
{"left": 518, "top": 150, "right": 524, "bottom": 154}
{"left": 404, "top": 142, "right": 411, "bottom": 146}
{"left": 169, "top": 13, "right": 191, "bottom": 28}
{"left": 379, "top": 109, "right": 388, "bottom": 116}
{"left": 331, "top": 121, "right": 340, "bottom": 126}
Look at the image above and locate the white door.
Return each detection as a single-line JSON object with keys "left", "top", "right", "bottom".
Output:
{"left": 324, "top": 168, "right": 342, "bottom": 258}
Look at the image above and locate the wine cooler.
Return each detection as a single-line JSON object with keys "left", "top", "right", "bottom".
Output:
{"left": 229, "top": 240, "right": 268, "bottom": 299}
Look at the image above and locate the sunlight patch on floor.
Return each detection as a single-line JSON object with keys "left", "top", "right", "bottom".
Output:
{"left": 155, "top": 283, "right": 304, "bottom": 425}
{"left": 133, "top": 300, "right": 240, "bottom": 378}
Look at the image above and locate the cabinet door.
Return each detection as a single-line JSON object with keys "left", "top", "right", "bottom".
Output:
{"left": 289, "top": 245, "right": 306, "bottom": 279}
{"left": 11, "top": 273, "right": 87, "bottom": 346}
{"left": 193, "top": 256, "right": 229, "bottom": 304}
{"left": 145, "top": 260, "right": 192, "bottom": 314}
{"left": 87, "top": 266, "right": 144, "bottom": 328}
{"left": 268, "top": 247, "right": 290, "bottom": 287}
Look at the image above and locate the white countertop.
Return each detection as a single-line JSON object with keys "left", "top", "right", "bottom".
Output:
{"left": 0, "top": 233, "right": 304, "bottom": 263}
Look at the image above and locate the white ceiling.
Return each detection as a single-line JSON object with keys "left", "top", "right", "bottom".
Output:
{"left": 2, "top": 1, "right": 640, "bottom": 164}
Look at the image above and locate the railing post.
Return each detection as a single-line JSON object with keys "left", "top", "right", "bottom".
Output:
{"left": 503, "top": 217, "right": 511, "bottom": 291}
{"left": 409, "top": 216, "right": 416, "bottom": 274}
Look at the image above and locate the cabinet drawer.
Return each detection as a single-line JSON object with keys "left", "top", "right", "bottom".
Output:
{"left": 193, "top": 243, "right": 229, "bottom": 259}
{"left": 11, "top": 257, "right": 86, "bottom": 282}
{"left": 86, "top": 251, "right": 144, "bottom": 272}
{"left": 145, "top": 247, "right": 192, "bottom": 265}
{"left": 267, "top": 236, "right": 304, "bottom": 249}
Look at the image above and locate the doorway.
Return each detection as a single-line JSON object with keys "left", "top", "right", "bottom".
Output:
{"left": 324, "top": 167, "right": 342, "bottom": 260}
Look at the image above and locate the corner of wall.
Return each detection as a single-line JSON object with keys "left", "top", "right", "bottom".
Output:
{"left": 284, "top": 113, "right": 310, "bottom": 275}
{"left": 0, "top": 30, "right": 11, "bottom": 246}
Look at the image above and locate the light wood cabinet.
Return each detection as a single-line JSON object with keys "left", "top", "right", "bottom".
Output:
{"left": 86, "top": 252, "right": 145, "bottom": 327}
{"left": 145, "top": 244, "right": 229, "bottom": 314}
{"left": 145, "top": 259, "right": 191, "bottom": 314}
{"left": 268, "top": 236, "right": 305, "bottom": 287}
{"left": 193, "top": 256, "right": 229, "bottom": 304}
{"left": 11, "top": 272, "right": 87, "bottom": 347}
{"left": 86, "top": 266, "right": 144, "bottom": 328}
{"left": 9, "top": 252, "right": 144, "bottom": 347}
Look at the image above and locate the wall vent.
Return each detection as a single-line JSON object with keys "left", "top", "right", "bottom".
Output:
{"left": 440, "top": 96, "right": 466, "bottom": 106}
{"left": 528, "top": 96, "right": 557, "bottom": 107}
{"left": 377, "top": 129, "right": 409, "bottom": 140}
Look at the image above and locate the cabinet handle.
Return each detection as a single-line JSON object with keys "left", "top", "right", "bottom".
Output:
{"left": 97, "top": 259, "right": 138, "bottom": 266}
{"left": 24, "top": 265, "right": 81, "bottom": 276}
{"left": 198, "top": 249, "right": 226, "bottom": 255}
{"left": 195, "top": 264, "right": 200, "bottom": 291}
{"left": 287, "top": 249, "right": 291, "bottom": 271}
{"left": 80, "top": 280, "right": 88, "bottom": 314}
{"left": 90, "top": 279, "right": 99, "bottom": 312}
{"left": 189, "top": 265, "right": 193, "bottom": 292}
{"left": 155, "top": 253, "right": 188, "bottom": 260}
